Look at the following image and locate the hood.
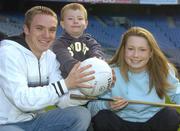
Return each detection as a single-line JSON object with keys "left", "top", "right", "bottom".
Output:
{"left": 59, "top": 31, "right": 93, "bottom": 43}
{"left": 7, "top": 33, "right": 30, "bottom": 51}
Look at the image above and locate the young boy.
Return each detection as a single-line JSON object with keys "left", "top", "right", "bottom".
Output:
{"left": 53, "top": 3, "right": 104, "bottom": 78}
{"left": 52, "top": 3, "right": 105, "bottom": 109}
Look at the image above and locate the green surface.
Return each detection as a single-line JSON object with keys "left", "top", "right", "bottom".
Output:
{"left": 165, "top": 96, "right": 180, "bottom": 113}
{"left": 166, "top": 96, "right": 180, "bottom": 130}
{"left": 45, "top": 105, "right": 57, "bottom": 111}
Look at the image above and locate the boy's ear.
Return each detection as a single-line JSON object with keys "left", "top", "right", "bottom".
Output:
{"left": 60, "top": 21, "right": 64, "bottom": 29}
{"left": 85, "top": 20, "right": 88, "bottom": 29}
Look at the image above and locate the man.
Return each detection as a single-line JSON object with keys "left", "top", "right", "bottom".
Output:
{"left": 0, "top": 6, "right": 94, "bottom": 131}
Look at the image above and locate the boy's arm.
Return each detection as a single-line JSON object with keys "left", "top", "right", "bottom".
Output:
{"left": 53, "top": 40, "right": 78, "bottom": 78}
{"left": 86, "top": 37, "right": 105, "bottom": 59}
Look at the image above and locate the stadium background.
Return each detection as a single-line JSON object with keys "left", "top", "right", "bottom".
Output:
{"left": 0, "top": 0, "right": 180, "bottom": 69}
{"left": 0, "top": 0, "right": 180, "bottom": 77}
{"left": 0, "top": 0, "right": 180, "bottom": 72}
{"left": 0, "top": 0, "right": 180, "bottom": 127}
{"left": 0, "top": 0, "right": 180, "bottom": 68}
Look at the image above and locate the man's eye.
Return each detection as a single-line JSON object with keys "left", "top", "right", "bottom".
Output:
{"left": 36, "top": 27, "right": 43, "bottom": 30}
{"left": 49, "top": 29, "right": 56, "bottom": 33}
{"left": 67, "top": 18, "right": 73, "bottom": 20}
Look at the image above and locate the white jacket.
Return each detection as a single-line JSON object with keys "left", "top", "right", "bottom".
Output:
{"left": 0, "top": 39, "right": 69, "bottom": 124}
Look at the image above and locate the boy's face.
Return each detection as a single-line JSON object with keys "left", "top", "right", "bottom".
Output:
{"left": 61, "top": 9, "right": 88, "bottom": 38}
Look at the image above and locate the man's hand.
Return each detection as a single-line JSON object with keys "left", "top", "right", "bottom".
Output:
{"left": 65, "top": 62, "right": 95, "bottom": 89}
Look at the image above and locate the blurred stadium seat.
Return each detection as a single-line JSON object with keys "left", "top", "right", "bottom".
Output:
{"left": 1, "top": 1, "right": 180, "bottom": 72}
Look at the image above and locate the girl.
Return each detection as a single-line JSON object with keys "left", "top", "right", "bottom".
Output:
{"left": 88, "top": 27, "right": 180, "bottom": 131}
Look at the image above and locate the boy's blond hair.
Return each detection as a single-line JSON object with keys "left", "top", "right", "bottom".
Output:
{"left": 60, "top": 3, "right": 88, "bottom": 21}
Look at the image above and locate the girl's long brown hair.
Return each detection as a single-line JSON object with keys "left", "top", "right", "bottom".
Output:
{"left": 109, "top": 27, "right": 177, "bottom": 99}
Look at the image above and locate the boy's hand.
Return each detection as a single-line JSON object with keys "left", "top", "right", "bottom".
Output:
{"left": 108, "top": 69, "right": 116, "bottom": 90}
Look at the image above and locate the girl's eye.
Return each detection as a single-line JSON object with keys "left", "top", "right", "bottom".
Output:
{"left": 140, "top": 49, "right": 147, "bottom": 51}
{"left": 127, "top": 48, "right": 133, "bottom": 50}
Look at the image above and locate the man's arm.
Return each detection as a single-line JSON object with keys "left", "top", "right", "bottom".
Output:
{"left": 0, "top": 44, "right": 94, "bottom": 112}
{"left": 0, "top": 47, "right": 63, "bottom": 112}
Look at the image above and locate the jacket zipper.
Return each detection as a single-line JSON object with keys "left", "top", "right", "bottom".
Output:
{"left": 38, "top": 60, "right": 42, "bottom": 86}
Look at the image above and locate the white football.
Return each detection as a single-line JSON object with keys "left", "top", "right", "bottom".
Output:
{"left": 79, "top": 57, "right": 112, "bottom": 96}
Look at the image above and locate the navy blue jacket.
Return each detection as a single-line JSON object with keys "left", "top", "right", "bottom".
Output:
{"left": 53, "top": 31, "right": 104, "bottom": 78}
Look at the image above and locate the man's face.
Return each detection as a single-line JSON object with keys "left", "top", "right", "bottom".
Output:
{"left": 61, "top": 9, "right": 88, "bottom": 38}
{"left": 24, "top": 14, "right": 57, "bottom": 57}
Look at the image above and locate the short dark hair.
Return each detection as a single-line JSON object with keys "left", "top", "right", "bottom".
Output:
{"left": 0, "top": 31, "right": 7, "bottom": 40}
{"left": 24, "top": 6, "right": 57, "bottom": 29}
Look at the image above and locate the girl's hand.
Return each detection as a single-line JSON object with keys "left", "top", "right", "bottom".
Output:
{"left": 108, "top": 97, "right": 128, "bottom": 111}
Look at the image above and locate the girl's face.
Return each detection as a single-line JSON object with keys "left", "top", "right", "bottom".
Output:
{"left": 60, "top": 9, "right": 88, "bottom": 38}
{"left": 125, "top": 35, "right": 152, "bottom": 73}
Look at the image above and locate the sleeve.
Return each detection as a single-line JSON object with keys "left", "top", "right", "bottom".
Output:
{"left": 86, "top": 37, "right": 105, "bottom": 60}
{"left": 166, "top": 67, "right": 180, "bottom": 104}
{"left": 47, "top": 54, "right": 69, "bottom": 97}
{"left": 87, "top": 91, "right": 111, "bottom": 117}
{"left": 53, "top": 39, "right": 78, "bottom": 78}
{"left": 0, "top": 46, "right": 68, "bottom": 112}
{"left": 57, "top": 89, "right": 88, "bottom": 108}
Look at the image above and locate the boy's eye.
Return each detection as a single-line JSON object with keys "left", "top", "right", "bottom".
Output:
{"left": 78, "top": 17, "right": 84, "bottom": 20}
